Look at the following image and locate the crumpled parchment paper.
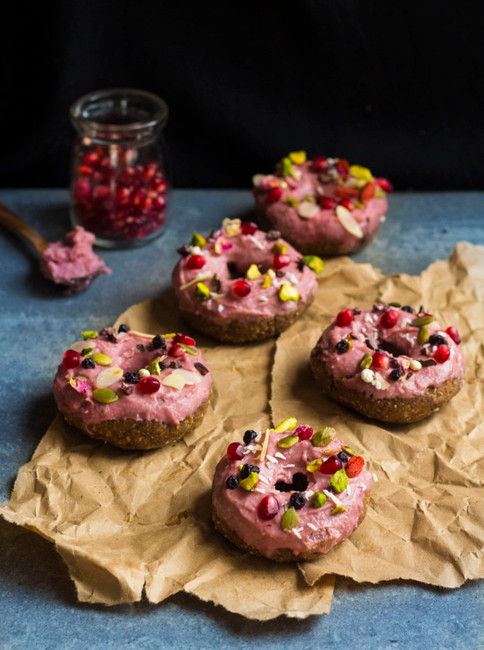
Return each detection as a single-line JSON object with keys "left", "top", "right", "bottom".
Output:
{"left": 271, "top": 242, "right": 484, "bottom": 588}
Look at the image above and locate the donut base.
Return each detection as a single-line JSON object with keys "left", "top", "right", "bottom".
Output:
{"left": 256, "top": 209, "right": 382, "bottom": 257}
{"left": 62, "top": 396, "right": 210, "bottom": 450}
{"left": 212, "top": 494, "right": 369, "bottom": 562}
{"left": 180, "top": 296, "right": 314, "bottom": 343}
{"left": 311, "top": 350, "right": 463, "bottom": 424}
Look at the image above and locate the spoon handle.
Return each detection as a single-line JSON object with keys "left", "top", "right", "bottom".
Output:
{"left": 0, "top": 201, "right": 49, "bottom": 256}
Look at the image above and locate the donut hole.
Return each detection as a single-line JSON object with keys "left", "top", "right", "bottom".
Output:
{"left": 275, "top": 472, "right": 309, "bottom": 493}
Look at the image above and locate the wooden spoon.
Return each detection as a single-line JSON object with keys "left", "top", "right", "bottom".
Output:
{"left": 0, "top": 200, "right": 109, "bottom": 293}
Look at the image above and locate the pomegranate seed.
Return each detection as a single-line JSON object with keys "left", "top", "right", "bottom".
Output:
{"left": 446, "top": 326, "right": 461, "bottom": 344}
{"left": 338, "top": 197, "right": 354, "bottom": 211}
{"left": 337, "top": 158, "right": 350, "bottom": 174}
{"left": 83, "top": 150, "right": 100, "bottom": 166}
{"left": 371, "top": 351, "right": 390, "bottom": 370}
{"left": 320, "top": 196, "right": 336, "bottom": 210}
{"left": 346, "top": 456, "right": 365, "bottom": 478}
{"left": 169, "top": 343, "right": 185, "bottom": 357}
{"left": 226, "top": 442, "right": 246, "bottom": 461}
{"left": 311, "top": 156, "right": 328, "bottom": 172}
{"left": 267, "top": 186, "right": 283, "bottom": 203}
{"left": 186, "top": 254, "right": 206, "bottom": 270}
{"left": 295, "top": 425, "right": 313, "bottom": 440}
{"left": 380, "top": 309, "right": 398, "bottom": 329}
{"left": 62, "top": 350, "right": 81, "bottom": 369}
{"left": 78, "top": 165, "right": 93, "bottom": 176}
{"left": 257, "top": 495, "right": 280, "bottom": 520}
{"left": 434, "top": 344, "right": 450, "bottom": 364}
{"left": 241, "top": 221, "right": 258, "bottom": 235}
{"left": 376, "top": 177, "right": 393, "bottom": 193}
{"left": 335, "top": 309, "right": 353, "bottom": 327}
{"left": 153, "top": 195, "right": 166, "bottom": 210}
{"left": 138, "top": 376, "right": 160, "bottom": 394}
{"left": 319, "top": 455, "right": 343, "bottom": 475}
{"left": 174, "top": 333, "right": 196, "bottom": 346}
{"left": 231, "top": 279, "right": 251, "bottom": 298}
{"left": 272, "top": 254, "right": 291, "bottom": 269}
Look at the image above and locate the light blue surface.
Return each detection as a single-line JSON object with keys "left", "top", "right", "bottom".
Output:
{"left": 0, "top": 189, "right": 483, "bottom": 650}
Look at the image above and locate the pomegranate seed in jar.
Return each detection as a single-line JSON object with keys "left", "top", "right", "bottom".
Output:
{"left": 335, "top": 309, "right": 353, "bottom": 327}
{"left": 257, "top": 495, "right": 280, "bottom": 520}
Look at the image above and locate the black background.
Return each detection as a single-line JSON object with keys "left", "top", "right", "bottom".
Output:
{"left": 1, "top": 1, "right": 483, "bottom": 190}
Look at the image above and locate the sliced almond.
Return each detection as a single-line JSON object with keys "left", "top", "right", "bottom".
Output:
{"left": 161, "top": 373, "right": 186, "bottom": 390}
{"left": 297, "top": 201, "right": 319, "bottom": 220}
{"left": 336, "top": 205, "right": 364, "bottom": 238}
{"left": 69, "top": 340, "right": 96, "bottom": 354}
{"left": 179, "top": 272, "right": 214, "bottom": 291}
{"left": 172, "top": 369, "right": 201, "bottom": 385}
{"left": 259, "top": 429, "right": 271, "bottom": 462}
{"left": 96, "top": 367, "right": 124, "bottom": 388}
{"left": 252, "top": 173, "right": 264, "bottom": 187}
{"left": 374, "top": 371, "right": 390, "bottom": 390}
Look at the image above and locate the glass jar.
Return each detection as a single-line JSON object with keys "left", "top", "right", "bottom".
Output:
{"left": 70, "top": 88, "right": 170, "bottom": 248}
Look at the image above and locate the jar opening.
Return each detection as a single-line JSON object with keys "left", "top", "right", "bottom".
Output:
{"left": 70, "top": 88, "right": 168, "bottom": 136}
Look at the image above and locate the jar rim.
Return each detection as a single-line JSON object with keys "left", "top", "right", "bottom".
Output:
{"left": 70, "top": 88, "right": 169, "bottom": 133}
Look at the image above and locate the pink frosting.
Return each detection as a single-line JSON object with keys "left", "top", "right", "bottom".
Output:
{"left": 313, "top": 305, "right": 465, "bottom": 399}
{"left": 40, "top": 227, "right": 110, "bottom": 292}
{"left": 254, "top": 160, "right": 388, "bottom": 250}
{"left": 213, "top": 427, "right": 372, "bottom": 559}
{"left": 53, "top": 329, "right": 212, "bottom": 434}
{"left": 172, "top": 227, "right": 318, "bottom": 322}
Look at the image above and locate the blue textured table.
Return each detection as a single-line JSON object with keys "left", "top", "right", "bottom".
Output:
{"left": 0, "top": 189, "right": 482, "bottom": 650}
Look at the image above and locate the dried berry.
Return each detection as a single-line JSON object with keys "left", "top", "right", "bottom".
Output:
{"left": 243, "top": 429, "right": 257, "bottom": 445}
{"left": 429, "top": 334, "right": 447, "bottom": 347}
{"left": 390, "top": 358, "right": 400, "bottom": 368}
{"left": 390, "top": 367, "right": 403, "bottom": 381}
{"left": 289, "top": 492, "right": 306, "bottom": 510}
{"left": 337, "top": 451, "right": 349, "bottom": 463}
{"left": 136, "top": 343, "right": 145, "bottom": 352}
{"left": 365, "top": 338, "right": 376, "bottom": 350}
{"left": 346, "top": 456, "right": 365, "bottom": 477}
{"left": 81, "top": 357, "right": 95, "bottom": 369}
{"left": 118, "top": 323, "right": 130, "bottom": 333}
{"left": 401, "top": 305, "right": 414, "bottom": 313}
{"left": 225, "top": 476, "right": 239, "bottom": 489}
{"left": 152, "top": 335, "right": 166, "bottom": 349}
{"left": 335, "top": 339, "right": 350, "bottom": 354}
{"left": 240, "top": 464, "right": 260, "bottom": 479}
{"left": 124, "top": 371, "right": 140, "bottom": 384}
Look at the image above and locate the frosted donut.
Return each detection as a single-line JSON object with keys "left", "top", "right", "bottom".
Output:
{"left": 212, "top": 418, "right": 372, "bottom": 562}
{"left": 53, "top": 326, "right": 212, "bottom": 449}
{"left": 310, "top": 304, "right": 465, "bottom": 423}
{"left": 172, "top": 218, "right": 322, "bottom": 343}
{"left": 253, "top": 151, "right": 392, "bottom": 256}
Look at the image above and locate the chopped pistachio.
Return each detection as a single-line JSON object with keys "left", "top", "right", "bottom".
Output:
{"left": 179, "top": 343, "right": 198, "bottom": 355}
{"left": 342, "top": 446, "right": 360, "bottom": 457}
{"left": 239, "top": 471, "right": 259, "bottom": 491}
{"left": 330, "top": 469, "right": 349, "bottom": 493}
{"left": 261, "top": 274, "right": 272, "bottom": 289}
{"left": 418, "top": 326, "right": 430, "bottom": 344}
{"left": 360, "top": 353, "right": 373, "bottom": 370}
{"left": 330, "top": 505, "right": 348, "bottom": 515}
{"left": 303, "top": 255, "right": 325, "bottom": 274}
{"left": 277, "top": 435, "right": 299, "bottom": 448}
{"left": 289, "top": 150, "right": 307, "bottom": 165}
{"left": 306, "top": 459, "right": 323, "bottom": 472}
{"left": 272, "top": 242, "right": 288, "bottom": 255}
{"left": 91, "top": 353, "right": 112, "bottom": 366}
{"left": 375, "top": 188, "right": 386, "bottom": 198}
{"left": 281, "top": 157, "right": 293, "bottom": 177}
{"left": 273, "top": 417, "right": 298, "bottom": 433}
{"left": 279, "top": 284, "right": 300, "bottom": 302}
{"left": 92, "top": 388, "right": 119, "bottom": 404}
{"left": 281, "top": 506, "right": 298, "bottom": 531}
{"left": 191, "top": 231, "right": 207, "bottom": 248}
{"left": 147, "top": 360, "right": 162, "bottom": 375}
{"left": 411, "top": 316, "right": 435, "bottom": 327}
{"left": 81, "top": 347, "right": 94, "bottom": 357}
{"left": 312, "top": 492, "right": 327, "bottom": 508}
{"left": 285, "top": 197, "right": 299, "bottom": 207}
{"left": 195, "top": 282, "right": 211, "bottom": 300}
{"left": 82, "top": 331, "right": 97, "bottom": 340}
{"left": 311, "top": 427, "right": 335, "bottom": 447}
{"left": 349, "top": 164, "right": 373, "bottom": 182}
{"left": 304, "top": 194, "right": 316, "bottom": 202}
{"left": 246, "top": 263, "right": 261, "bottom": 280}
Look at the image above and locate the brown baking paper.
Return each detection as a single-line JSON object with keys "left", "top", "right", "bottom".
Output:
{"left": 0, "top": 290, "right": 334, "bottom": 620}
{"left": 271, "top": 242, "right": 484, "bottom": 589}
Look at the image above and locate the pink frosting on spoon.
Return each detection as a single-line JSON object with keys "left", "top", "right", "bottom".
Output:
{"left": 213, "top": 426, "right": 372, "bottom": 559}
{"left": 253, "top": 158, "right": 389, "bottom": 251}
{"left": 40, "top": 226, "right": 110, "bottom": 292}
{"left": 53, "top": 329, "right": 211, "bottom": 433}
{"left": 313, "top": 305, "right": 465, "bottom": 399}
{"left": 172, "top": 225, "right": 318, "bottom": 322}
